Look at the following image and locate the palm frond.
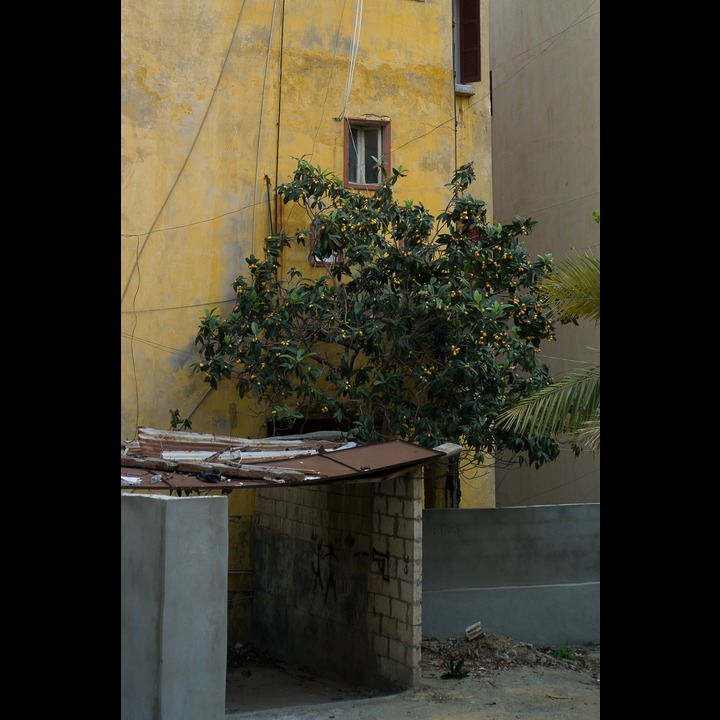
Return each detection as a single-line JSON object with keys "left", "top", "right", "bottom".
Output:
{"left": 540, "top": 249, "right": 600, "bottom": 324}
{"left": 495, "top": 362, "right": 600, "bottom": 439}
{"left": 575, "top": 408, "right": 600, "bottom": 453}
{"left": 496, "top": 241, "right": 601, "bottom": 454}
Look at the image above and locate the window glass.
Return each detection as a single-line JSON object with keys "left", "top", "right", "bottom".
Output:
{"left": 346, "top": 121, "right": 388, "bottom": 188}
{"left": 363, "top": 127, "right": 380, "bottom": 184}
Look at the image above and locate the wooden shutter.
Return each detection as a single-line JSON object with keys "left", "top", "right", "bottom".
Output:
{"left": 459, "top": 0, "right": 481, "bottom": 84}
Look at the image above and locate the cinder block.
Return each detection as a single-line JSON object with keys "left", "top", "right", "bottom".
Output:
{"left": 465, "top": 621, "right": 485, "bottom": 641}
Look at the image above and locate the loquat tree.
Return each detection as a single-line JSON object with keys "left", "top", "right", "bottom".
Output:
{"left": 192, "top": 157, "right": 562, "bottom": 468}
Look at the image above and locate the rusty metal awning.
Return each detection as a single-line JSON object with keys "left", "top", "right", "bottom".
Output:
{"left": 121, "top": 428, "right": 449, "bottom": 494}
{"left": 242, "top": 441, "right": 446, "bottom": 479}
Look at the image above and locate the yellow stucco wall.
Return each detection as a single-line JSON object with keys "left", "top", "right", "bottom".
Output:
{"left": 458, "top": 452, "right": 495, "bottom": 507}
{"left": 122, "top": 0, "right": 493, "bottom": 646}
{"left": 121, "top": 0, "right": 492, "bottom": 445}
{"left": 226, "top": 490, "right": 255, "bottom": 643}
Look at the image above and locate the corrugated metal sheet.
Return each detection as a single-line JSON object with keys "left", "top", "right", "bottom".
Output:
{"left": 121, "top": 429, "right": 448, "bottom": 493}
{"left": 128, "top": 426, "right": 348, "bottom": 458}
{"left": 243, "top": 441, "right": 446, "bottom": 479}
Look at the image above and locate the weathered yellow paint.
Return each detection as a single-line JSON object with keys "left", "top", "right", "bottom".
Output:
{"left": 458, "top": 452, "right": 496, "bottom": 508}
{"left": 227, "top": 491, "right": 255, "bottom": 644}
{"left": 122, "top": 0, "right": 493, "bottom": 641}
{"left": 421, "top": 448, "right": 495, "bottom": 510}
{"left": 122, "top": 0, "right": 492, "bottom": 446}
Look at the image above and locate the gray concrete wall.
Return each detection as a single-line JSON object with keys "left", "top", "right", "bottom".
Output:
{"left": 422, "top": 504, "right": 599, "bottom": 646}
{"left": 121, "top": 493, "right": 228, "bottom": 720}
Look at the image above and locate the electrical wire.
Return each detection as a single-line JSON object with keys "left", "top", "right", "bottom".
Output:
{"left": 120, "top": 298, "right": 236, "bottom": 315}
{"left": 121, "top": 330, "right": 195, "bottom": 358}
{"left": 393, "top": 2, "right": 600, "bottom": 161}
{"left": 130, "top": 0, "right": 287, "bottom": 429}
{"left": 121, "top": 0, "right": 249, "bottom": 309}
{"left": 121, "top": 0, "right": 599, "bottom": 259}
{"left": 252, "top": 0, "right": 281, "bottom": 254}
{"left": 122, "top": 0, "right": 250, "bottom": 437}
{"left": 492, "top": 1, "right": 599, "bottom": 76}
{"left": 496, "top": 466, "right": 600, "bottom": 506}
{"left": 122, "top": 0, "right": 598, "bottom": 436}
{"left": 279, "top": 0, "right": 350, "bottom": 235}
{"left": 335, "top": 0, "right": 363, "bottom": 121}
{"left": 451, "top": 0, "right": 458, "bottom": 173}
{"left": 310, "top": 0, "right": 348, "bottom": 160}
{"left": 273, "top": 0, "right": 286, "bottom": 234}
{"left": 123, "top": 7, "right": 268, "bottom": 339}
{"left": 120, "top": 200, "right": 266, "bottom": 240}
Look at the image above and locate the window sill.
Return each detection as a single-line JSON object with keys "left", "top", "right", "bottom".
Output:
{"left": 345, "top": 182, "right": 383, "bottom": 191}
{"left": 454, "top": 83, "right": 476, "bottom": 97}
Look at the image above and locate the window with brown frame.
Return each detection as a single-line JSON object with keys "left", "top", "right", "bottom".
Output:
{"left": 453, "top": 0, "right": 481, "bottom": 85}
{"left": 344, "top": 118, "right": 391, "bottom": 190}
{"left": 308, "top": 227, "right": 341, "bottom": 268}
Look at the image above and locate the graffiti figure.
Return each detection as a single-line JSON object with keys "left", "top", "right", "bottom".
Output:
{"left": 312, "top": 542, "right": 324, "bottom": 594}
{"left": 323, "top": 543, "right": 338, "bottom": 603}
{"left": 372, "top": 548, "right": 391, "bottom": 581}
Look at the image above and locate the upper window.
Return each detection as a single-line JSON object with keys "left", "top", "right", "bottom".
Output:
{"left": 453, "top": 0, "right": 481, "bottom": 85}
{"left": 344, "top": 119, "right": 390, "bottom": 190}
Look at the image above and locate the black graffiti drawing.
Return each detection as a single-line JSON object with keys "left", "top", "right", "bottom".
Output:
{"left": 404, "top": 555, "right": 410, "bottom": 574}
{"left": 323, "top": 543, "right": 338, "bottom": 604}
{"left": 312, "top": 543, "right": 324, "bottom": 594}
{"left": 372, "top": 548, "right": 390, "bottom": 581}
{"left": 311, "top": 541, "right": 338, "bottom": 603}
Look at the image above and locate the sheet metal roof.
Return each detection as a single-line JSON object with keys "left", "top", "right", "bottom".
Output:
{"left": 121, "top": 427, "right": 448, "bottom": 494}
{"left": 242, "top": 441, "right": 445, "bottom": 479}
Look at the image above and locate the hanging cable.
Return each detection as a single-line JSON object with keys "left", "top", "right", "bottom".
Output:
{"left": 451, "top": 2, "right": 458, "bottom": 175}
{"left": 264, "top": 175, "right": 274, "bottom": 235}
{"left": 274, "top": 0, "right": 286, "bottom": 240}
{"left": 121, "top": 0, "right": 249, "bottom": 308}
{"left": 281, "top": 0, "right": 348, "bottom": 235}
{"left": 335, "top": 0, "right": 363, "bottom": 120}
{"left": 252, "top": 0, "right": 281, "bottom": 253}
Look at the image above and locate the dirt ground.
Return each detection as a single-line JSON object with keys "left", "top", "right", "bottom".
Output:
{"left": 225, "top": 633, "right": 600, "bottom": 719}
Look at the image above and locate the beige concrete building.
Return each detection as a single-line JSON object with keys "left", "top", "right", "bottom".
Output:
{"left": 489, "top": 0, "right": 600, "bottom": 506}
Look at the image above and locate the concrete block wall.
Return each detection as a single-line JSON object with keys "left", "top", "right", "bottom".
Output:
{"left": 121, "top": 493, "right": 228, "bottom": 720}
{"left": 252, "top": 469, "right": 422, "bottom": 690}
{"left": 370, "top": 472, "right": 423, "bottom": 687}
{"left": 422, "top": 503, "right": 600, "bottom": 646}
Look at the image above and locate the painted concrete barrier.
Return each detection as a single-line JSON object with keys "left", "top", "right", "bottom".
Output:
{"left": 422, "top": 504, "right": 599, "bottom": 646}
{"left": 121, "top": 493, "right": 228, "bottom": 720}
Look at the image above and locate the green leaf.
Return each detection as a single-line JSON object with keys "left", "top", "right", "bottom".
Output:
{"left": 190, "top": 157, "right": 583, "bottom": 469}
